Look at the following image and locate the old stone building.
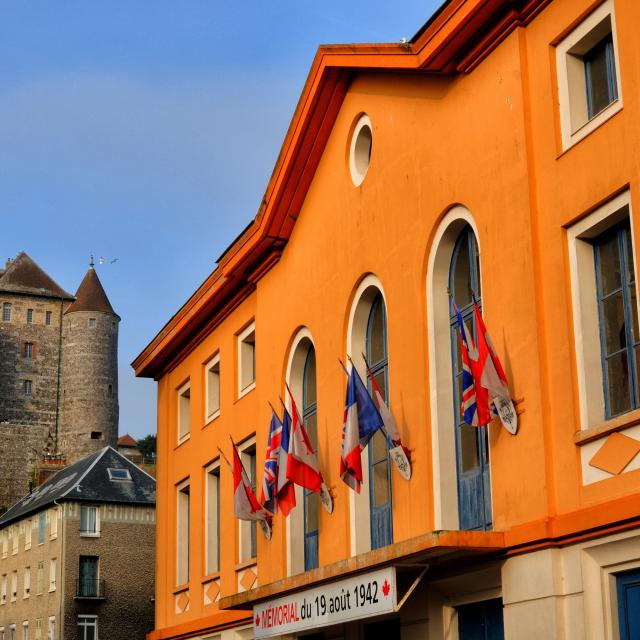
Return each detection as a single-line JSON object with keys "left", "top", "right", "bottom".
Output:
{"left": 0, "top": 253, "right": 119, "bottom": 512}
{"left": 0, "top": 446, "right": 156, "bottom": 640}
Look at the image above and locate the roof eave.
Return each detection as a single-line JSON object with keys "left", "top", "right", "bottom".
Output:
{"left": 132, "top": 0, "right": 550, "bottom": 380}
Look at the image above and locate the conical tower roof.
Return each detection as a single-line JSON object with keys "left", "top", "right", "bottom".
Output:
{"left": 65, "top": 264, "right": 119, "bottom": 318}
{"left": 0, "top": 252, "right": 74, "bottom": 299}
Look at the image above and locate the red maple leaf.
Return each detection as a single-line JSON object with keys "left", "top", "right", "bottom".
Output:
{"left": 382, "top": 579, "right": 390, "bottom": 597}
{"left": 255, "top": 614, "right": 261, "bottom": 627}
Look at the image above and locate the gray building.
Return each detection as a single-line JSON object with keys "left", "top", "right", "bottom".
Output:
{"left": 0, "top": 253, "right": 119, "bottom": 511}
{"left": 0, "top": 446, "right": 155, "bottom": 640}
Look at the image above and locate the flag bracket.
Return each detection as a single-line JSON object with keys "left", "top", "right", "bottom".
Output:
{"left": 394, "top": 565, "right": 429, "bottom": 612}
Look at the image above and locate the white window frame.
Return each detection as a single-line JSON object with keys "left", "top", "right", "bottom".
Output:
{"left": 49, "top": 558, "right": 56, "bottom": 592}
{"left": 176, "top": 479, "right": 190, "bottom": 587}
{"left": 107, "top": 468, "right": 132, "bottom": 482}
{"left": 21, "top": 622, "right": 27, "bottom": 640}
{"left": 24, "top": 519, "right": 31, "bottom": 550}
{"left": 80, "top": 505, "right": 100, "bottom": 537}
{"left": 567, "top": 191, "right": 637, "bottom": 432}
{"left": 177, "top": 381, "right": 191, "bottom": 444}
{"left": 46, "top": 618, "right": 54, "bottom": 640}
{"left": 23, "top": 567, "right": 30, "bottom": 598}
{"left": 556, "top": 0, "right": 622, "bottom": 150}
{"left": 205, "top": 460, "right": 221, "bottom": 575}
{"left": 11, "top": 525, "right": 18, "bottom": 554}
{"left": 1, "top": 573, "right": 7, "bottom": 603}
{"left": 238, "top": 436, "right": 257, "bottom": 563}
{"left": 11, "top": 571, "right": 17, "bottom": 602}
{"left": 50, "top": 508, "right": 58, "bottom": 539}
{"left": 205, "top": 353, "right": 221, "bottom": 423}
{"left": 77, "top": 616, "right": 97, "bottom": 640}
{"left": 237, "top": 322, "right": 256, "bottom": 398}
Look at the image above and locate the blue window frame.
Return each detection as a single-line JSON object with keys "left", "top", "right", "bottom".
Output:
{"left": 457, "top": 598, "right": 504, "bottom": 640}
{"left": 585, "top": 33, "right": 618, "bottom": 119}
{"left": 617, "top": 568, "right": 640, "bottom": 640}
{"left": 594, "top": 221, "right": 640, "bottom": 419}
{"left": 366, "top": 294, "right": 393, "bottom": 550}
{"left": 302, "top": 347, "right": 319, "bottom": 571}
{"left": 449, "top": 227, "right": 492, "bottom": 531}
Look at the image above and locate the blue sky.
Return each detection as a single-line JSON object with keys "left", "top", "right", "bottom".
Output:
{"left": 0, "top": 1, "right": 442, "bottom": 440}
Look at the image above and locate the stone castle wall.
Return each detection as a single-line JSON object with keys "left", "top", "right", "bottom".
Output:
{"left": 0, "top": 293, "right": 119, "bottom": 509}
{"left": 0, "top": 294, "right": 67, "bottom": 510}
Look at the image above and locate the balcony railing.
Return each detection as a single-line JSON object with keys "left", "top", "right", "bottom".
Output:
{"left": 75, "top": 578, "right": 106, "bottom": 599}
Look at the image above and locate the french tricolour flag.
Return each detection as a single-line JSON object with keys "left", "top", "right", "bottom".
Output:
{"left": 340, "top": 365, "right": 384, "bottom": 492}
{"left": 285, "top": 386, "right": 324, "bottom": 494}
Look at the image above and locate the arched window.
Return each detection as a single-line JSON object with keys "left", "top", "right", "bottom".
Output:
{"left": 302, "top": 348, "right": 319, "bottom": 570}
{"left": 448, "top": 226, "right": 492, "bottom": 531}
{"left": 366, "top": 294, "right": 393, "bottom": 549}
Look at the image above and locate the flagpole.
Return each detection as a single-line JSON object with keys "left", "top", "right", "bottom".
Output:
{"left": 217, "top": 446, "right": 232, "bottom": 472}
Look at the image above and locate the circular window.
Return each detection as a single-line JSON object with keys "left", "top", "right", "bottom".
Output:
{"left": 349, "top": 114, "right": 372, "bottom": 186}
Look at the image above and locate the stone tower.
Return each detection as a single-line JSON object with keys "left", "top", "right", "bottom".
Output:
{"left": 0, "top": 253, "right": 75, "bottom": 510}
{"left": 59, "top": 261, "right": 120, "bottom": 463}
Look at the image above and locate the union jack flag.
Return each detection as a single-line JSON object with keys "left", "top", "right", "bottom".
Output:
{"left": 260, "top": 410, "right": 282, "bottom": 514}
{"left": 456, "top": 306, "right": 481, "bottom": 426}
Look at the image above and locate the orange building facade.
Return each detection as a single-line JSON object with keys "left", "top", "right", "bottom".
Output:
{"left": 134, "top": 0, "right": 640, "bottom": 638}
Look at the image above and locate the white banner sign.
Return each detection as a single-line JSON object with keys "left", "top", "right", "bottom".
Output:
{"left": 253, "top": 566, "right": 396, "bottom": 638}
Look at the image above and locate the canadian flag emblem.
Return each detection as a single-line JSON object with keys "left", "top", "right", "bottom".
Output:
{"left": 382, "top": 579, "right": 390, "bottom": 597}
{"left": 255, "top": 613, "right": 261, "bottom": 627}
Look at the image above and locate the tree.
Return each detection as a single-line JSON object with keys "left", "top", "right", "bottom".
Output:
{"left": 137, "top": 434, "right": 156, "bottom": 459}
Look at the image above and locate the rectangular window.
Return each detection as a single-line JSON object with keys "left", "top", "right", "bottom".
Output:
{"left": 24, "top": 343, "right": 33, "bottom": 359}
{"left": 24, "top": 519, "right": 31, "bottom": 549}
{"left": 49, "top": 558, "right": 56, "bottom": 591}
{"left": 80, "top": 505, "right": 99, "bottom": 536}
{"left": 239, "top": 441, "right": 257, "bottom": 562}
{"left": 555, "top": 0, "right": 622, "bottom": 149}
{"left": 617, "top": 567, "right": 640, "bottom": 640}
{"left": 26, "top": 309, "right": 33, "bottom": 324}
{"left": 50, "top": 508, "right": 57, "bottom": 539}
{"left": 38, "top": 512, "right": 45, "bottom": 543}
{"left": 2, "top": 303, "right": 9, "bottom": 322}
{"left": 45, "top": 311, "right": 52, "bottom": 326}
{"left": 21, "top": 622, "right": 27, "bottom": 640}
{"left": 23, "top": 567, "right": 30, "bottom": 598}
{"left": 567, "top": 192, "right": 638, "bottom": 431}
{"left": 11, "top": 571, "right": 17, "bottom": 601}
{"left": 176, "top": 481, "right": 190, "bottom": 586}
{"left": 178, "top": 381, "right": 191, "bottom": 443}
{"left": 24, "top": 380, "right": 32, "bottom": 397}
{"left": 46, "top": 619, "right": 54, "bottom": 640}
{"left": 34, "top": 620, "right": 42, "bottom": 640}
{"left": 205, "top": 354, "right": 221, "bottom": 422}
{"left": 205, "top": 463, "right": 221, "bottom": 575}
{"left": 1, "top": 531, "right": 6, "bottom": 557}
{"left": 77, "top": 616, "right": 97, "bottom": 640}
{"left": 78, "top": 556, "right": 99, "bottom": 597}
{"left": 88, "top": 318, "right": 96, "bottom": 328}
{"left": 11, "top": 526, "right": 18, "bottom": 554}
{"left": 36, "top": 562, "right": 44, "bottom": 595}
{"left": 594, "top": 221, "right": 639, "bottom": 418}
{"left": 238, "top": 322, "right": 256, "bottom": 396}
{"left": 8, "top": 626, "right": 14, "bottom": 640}
{"left": 1, "top": 574, "right": 7, "bottom": 603}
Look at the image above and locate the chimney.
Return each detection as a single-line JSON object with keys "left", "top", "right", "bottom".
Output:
{"left": 5, "top": 258, "right": 11, "bottom": 270}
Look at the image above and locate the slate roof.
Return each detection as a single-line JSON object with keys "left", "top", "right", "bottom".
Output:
{"left": 0, "top": 252, "right": 74, "bottom": 299}
{"left": 0, "top": 447, "right": 155, "bottom": 529}
{"left": 65, "top": 266, "right": 119, "bottom": 318}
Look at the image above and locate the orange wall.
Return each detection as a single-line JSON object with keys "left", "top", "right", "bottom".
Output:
{"left": 151, "top": 0, "right": 640, "bottom": 632}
